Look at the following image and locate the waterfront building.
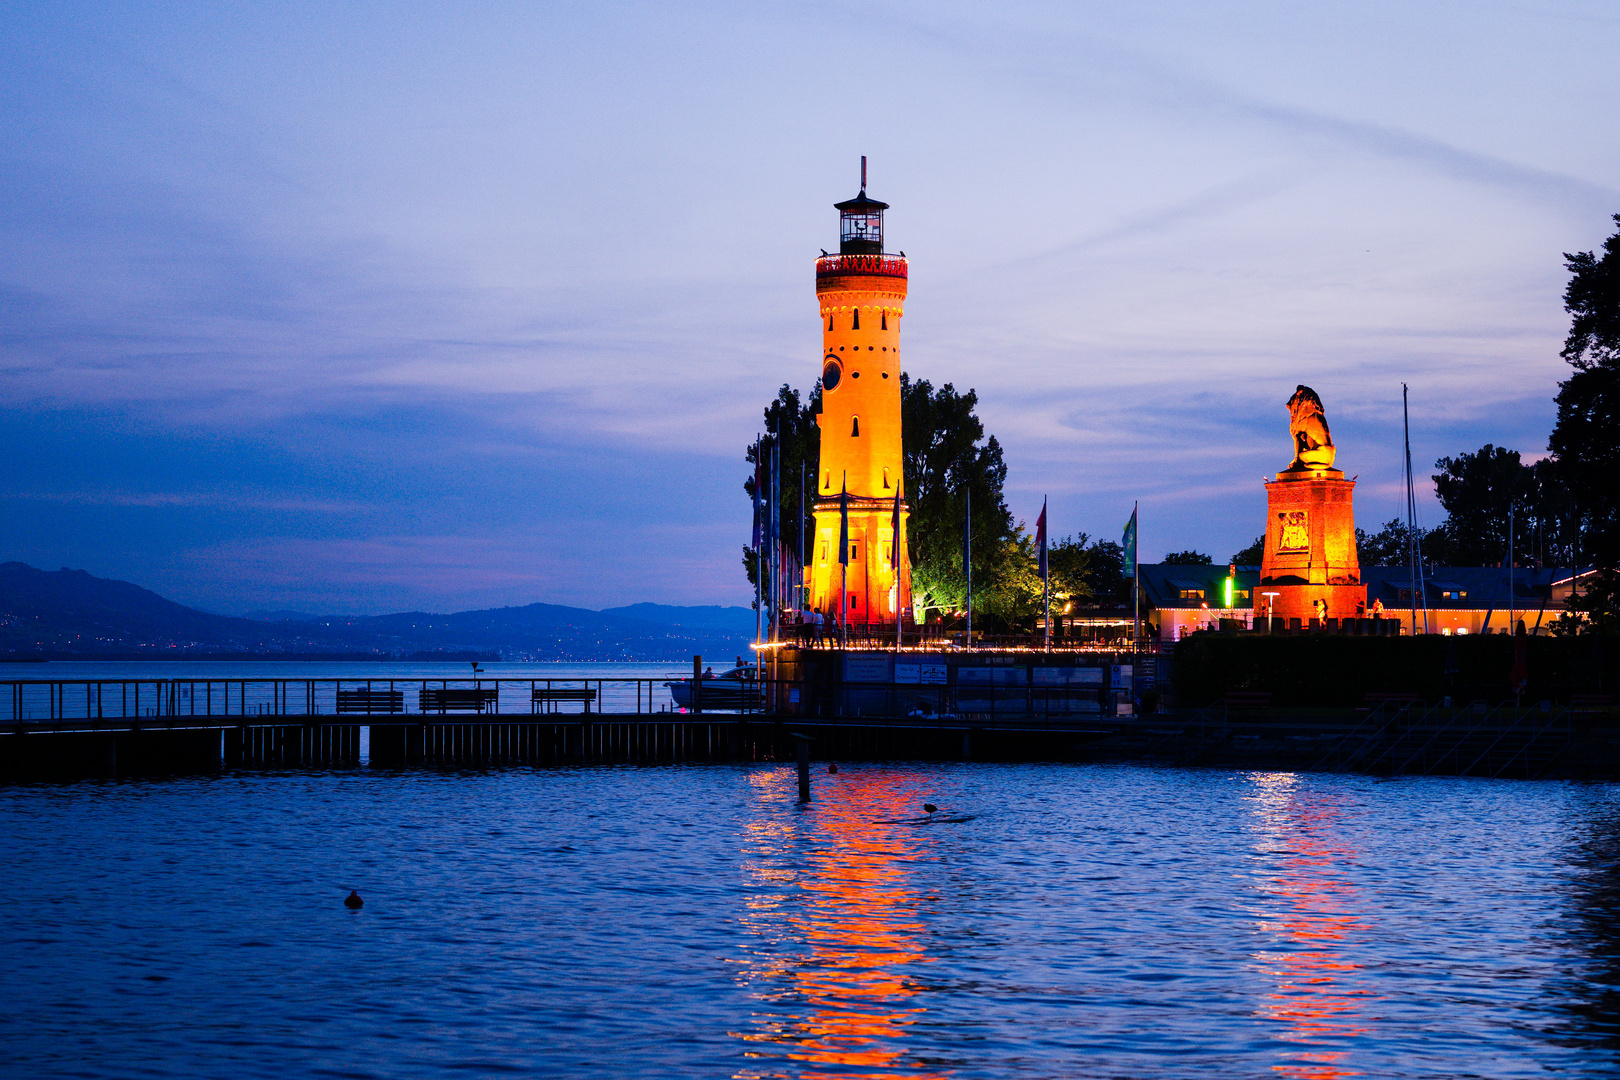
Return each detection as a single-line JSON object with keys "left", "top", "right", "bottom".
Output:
{"left": 1140, "top": 563, "right": 1588, "bottom": 638}
{"left": 805, "top": 172, "right": 911, "bottom": 626}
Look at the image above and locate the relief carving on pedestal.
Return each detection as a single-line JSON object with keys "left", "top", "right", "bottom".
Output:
{"left": 1278, "top": 510, "right": 1310, "bottom": 552}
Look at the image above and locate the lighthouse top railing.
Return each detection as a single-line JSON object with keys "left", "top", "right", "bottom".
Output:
{"left": 815, "top": 253, "right": 908, "bottom": 280}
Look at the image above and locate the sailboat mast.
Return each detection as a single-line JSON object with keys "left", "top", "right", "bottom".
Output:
{"left": 1402, "top": 385, "right": 1427, "bottom": 636}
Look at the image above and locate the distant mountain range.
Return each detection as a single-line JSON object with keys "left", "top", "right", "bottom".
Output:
{"left": 0, "top": 562, "right": 755, "bottom": 661}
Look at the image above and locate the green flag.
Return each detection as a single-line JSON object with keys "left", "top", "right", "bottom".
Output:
{"left": 1122, "top": 506, "right": 1137, "bottom": 570}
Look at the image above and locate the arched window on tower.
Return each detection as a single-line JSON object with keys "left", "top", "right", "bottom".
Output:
{"left": 881, "top": 311, "right": 887, "bottom": 330}
{"left": 824, "top": 471, "right": 831, "bottom": 491}
{"left": 851, "top": 416, "right": 860, "bottom": 437}
{"left": 827, "top": 313, "right": 833, "bottom": 331}
{"left": 883, "top": 468, "right": 889, "bottom": 489}
{"left": 852, "top": 309, "right": 860, "bottom": 330}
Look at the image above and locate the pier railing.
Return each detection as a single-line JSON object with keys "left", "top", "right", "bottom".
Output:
{"left": 2, "top": 676, "right": 1126, "bottom": 729}
{"left": 3, "top": 678, "right": 685, "bottom": 725}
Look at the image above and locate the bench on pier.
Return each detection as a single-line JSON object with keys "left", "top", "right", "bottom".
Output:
{"left": 531, "top": 687, "right": 598, "bottom": 713}
{"left": 336, "top": 689, "right": 404, "bottom": 714}
{"left": 1360, "top": 692, "right": 1421, "bottom": 713}
{"left": 419, "top": 688, "right": 499, "bottom": 714}
{"left": 1220, "top": 692, "right": 1271, "bottom": 712}
{"left": 1570, "top": 694, "right": 1614, "bottom": 718}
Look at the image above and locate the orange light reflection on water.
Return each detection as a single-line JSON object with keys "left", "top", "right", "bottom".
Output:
{"left": 1247, "top": 772, "right": 1376, "bottom": 1080}
{"left": 734, "top": 768, "right": 948, "bottom": 1080}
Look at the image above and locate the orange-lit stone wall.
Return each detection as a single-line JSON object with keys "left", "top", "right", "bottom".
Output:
{"left": 1258, "top": 471, "right": 1363, "bottom": 625}
{"left": 807, "top": 256, "right": 911, "bottom": 624}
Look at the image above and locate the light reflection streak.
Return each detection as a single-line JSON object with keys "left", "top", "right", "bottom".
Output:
{"left": 733, "top": 767, "right": 946, "bottom": 1079}
{"left": 1246, "top": 772, "right": 1375, "bottom": 1080}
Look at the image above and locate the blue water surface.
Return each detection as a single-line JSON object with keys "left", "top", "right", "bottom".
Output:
{"left": 3, "top": 763, "right": 1618, "bottom": 1078}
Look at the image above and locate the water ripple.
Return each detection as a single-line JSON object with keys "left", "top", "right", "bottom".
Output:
{"left": 1, "top": 764, "right": 1618, "bottom": 1077}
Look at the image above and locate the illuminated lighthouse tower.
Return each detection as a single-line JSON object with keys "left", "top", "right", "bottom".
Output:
{"left": 807, "top": 162, "right": 910, "bottom": 628}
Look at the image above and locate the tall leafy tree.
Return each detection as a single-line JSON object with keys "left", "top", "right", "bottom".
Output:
{"left": 900, "top": 374, "right": 1013, "bottom": 616}
{"left": 1230, "top": 537, "right": 1264, "bottom": 565}
{"left": 741, "top": 383, "right": 820, "bottom": 590}
{"left": 1047, "top": 534, "right": 1097, "bottom": 605}
{"left": 1357, "top": 519, "right": 1415, "bottom": 566}
{"left": 1549, "top": 213, "right": 1620, "bottom": 567}
{"left": 1352, "top": 518, "right": 1451, "bottom": 568}
{"left": 976, "top": 526, "right": 1045, "bottom": 627}
{"left": 1431, "top": 444, "right": 1534, "bottom": 565}
{"left": 1083, "top": 540, "right": 1126, "bottom": 601}
{"left": 1163, "top": 550, "right": 1212, "bottom": 565}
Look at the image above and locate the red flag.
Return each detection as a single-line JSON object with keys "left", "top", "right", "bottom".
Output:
{"left": 891, "top": 480, "right": 902, "bottom": 570}
{"left": 1035, "top": 499, "right": 1047, "bottom": 579}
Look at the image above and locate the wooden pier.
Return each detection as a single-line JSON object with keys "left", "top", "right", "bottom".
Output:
{"left": 2, "top": 665, "right": 1615, "bottom": 780}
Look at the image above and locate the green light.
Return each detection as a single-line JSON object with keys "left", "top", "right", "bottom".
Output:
{"left": 1224, "top": 577, "right": 1233, "bottom": 607}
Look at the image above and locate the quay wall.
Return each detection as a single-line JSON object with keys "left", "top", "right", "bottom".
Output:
{"left": 1173, "top": 634, "right": 1620, "bottom": 708}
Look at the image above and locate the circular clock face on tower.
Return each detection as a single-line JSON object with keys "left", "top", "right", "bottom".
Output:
{"left": 822, "top": 359, "right": 841, "bottom": 391}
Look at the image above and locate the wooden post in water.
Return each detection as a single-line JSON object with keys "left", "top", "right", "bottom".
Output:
{"left": 692, "top": 655, "right": 702, "bottom": 715}
{"left": 793, "top": 732, "right": 812, "bottom": 803}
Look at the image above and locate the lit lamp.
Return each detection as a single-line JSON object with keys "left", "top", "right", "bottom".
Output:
{"left": 1261, "top": 591, "right": 1280, "bottom": 634}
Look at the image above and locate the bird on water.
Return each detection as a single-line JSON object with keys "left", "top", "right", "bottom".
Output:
{"left": 345, "top": 891, "right": 364, "bottom": 909}
{"left": 923, "top": 804, "right": 938, "bottom": 814}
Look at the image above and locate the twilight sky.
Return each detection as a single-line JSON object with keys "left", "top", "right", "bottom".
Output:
{"left": 3, "top": 1, "right": 1618, "bottom": 614}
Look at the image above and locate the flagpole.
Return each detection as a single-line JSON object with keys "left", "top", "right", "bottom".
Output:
{"left": 894, "top": 481, "right": 903, "bottom": 654}
{"left": 1132, "top": 500, "right": 1140, "bottom": 654}
{"left": 771, "top": 437, "right": 780, "bottom": 646}
{"left": 839, "top": 473, "right": 849, "bottom": 649}
{"left": 753, "top": 436, "right": 762, "bottom": 659}
{"left": 964, "top": 487, "right": 972, "bottom": 653}
{"left": 1039, "top": 496, "right": 1050, "bottom": 650}
{"left": 799, "top": 460, "right": 806, "bottom": 613}
{"left": 764, "top": 436, "right": 773, "bottom": 654}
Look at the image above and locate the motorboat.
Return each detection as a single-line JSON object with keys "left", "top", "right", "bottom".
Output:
{"left": 667, "top": 666, "right": 762, "bottom": 712}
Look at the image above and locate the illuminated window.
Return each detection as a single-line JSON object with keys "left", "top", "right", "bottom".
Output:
{"left": 851, "top": 416, "right": 860, "bottom": 437}
{"left": 1178, "top": 589, "right": 1205, "bottom": 600}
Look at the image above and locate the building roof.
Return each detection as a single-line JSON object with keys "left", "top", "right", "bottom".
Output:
{"left": 1138, "top": 564, "right": 1259, "bottom": 609}
{"left": 1136, "top": 563, "right": 1587, "bottom": 611}
{"left": 1360, "top": 565, "right": 1577, "bottom": 608}
{"left": 834, "top": 190, "right": 888, "bottom": 212}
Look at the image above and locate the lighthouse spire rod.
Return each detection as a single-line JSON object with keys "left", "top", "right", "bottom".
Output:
{"left": 861, "top": 155, "right": 866, "bottom": 190}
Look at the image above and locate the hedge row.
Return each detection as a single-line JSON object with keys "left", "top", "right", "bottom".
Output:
{"left": 1170, "top": 633, "right": 1619, "bottom": 708}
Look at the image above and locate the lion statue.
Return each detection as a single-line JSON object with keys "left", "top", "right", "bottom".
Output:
{"left": 1286, "top": 384, "right": 1335, "bottom": 471}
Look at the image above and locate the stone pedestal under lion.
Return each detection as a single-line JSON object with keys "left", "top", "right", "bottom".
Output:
{"left": 1256, "top": 386, "right": 1372, "bottom": 629}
